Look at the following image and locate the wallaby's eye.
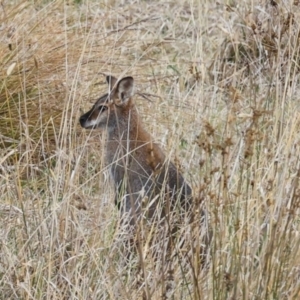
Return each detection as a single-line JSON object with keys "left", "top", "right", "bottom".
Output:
{"left": 98, "top": 105, "right": 108, "bottom": 112}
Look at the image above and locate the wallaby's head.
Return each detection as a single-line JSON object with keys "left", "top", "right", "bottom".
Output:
{"left": 79, "top": 75, "right": 134, "bottom": 130}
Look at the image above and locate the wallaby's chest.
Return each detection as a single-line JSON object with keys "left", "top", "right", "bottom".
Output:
{"left": 105, "top": 141, "right": 153, "bottom": 187}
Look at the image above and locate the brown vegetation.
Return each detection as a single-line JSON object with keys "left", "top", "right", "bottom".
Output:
{"left": 1, "top": 0, "right": 300, "bottom": 299}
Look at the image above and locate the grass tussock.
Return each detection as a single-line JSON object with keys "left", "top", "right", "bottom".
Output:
{"left": 1, "top": 0, "right": 300, "bottom": 299}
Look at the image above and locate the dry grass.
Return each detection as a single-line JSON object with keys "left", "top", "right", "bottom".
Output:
{"left": 1, "top": 0, "right": 300, "bottom": 299}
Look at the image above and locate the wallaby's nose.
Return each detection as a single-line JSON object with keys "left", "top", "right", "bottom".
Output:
{"left": 79, "top": 115, "right": 87, "bottom": 127}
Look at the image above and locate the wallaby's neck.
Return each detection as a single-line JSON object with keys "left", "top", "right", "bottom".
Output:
{"left": 108, "top": 106, "right": 152, "bottom": 148}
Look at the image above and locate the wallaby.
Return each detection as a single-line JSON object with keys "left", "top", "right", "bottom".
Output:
{"left": 79, "top": 75, "right": 193, "bottom": 225}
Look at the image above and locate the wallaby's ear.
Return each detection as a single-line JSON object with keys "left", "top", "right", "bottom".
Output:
{"left": 106, "top": 75, "right": 118, "bottom": 92}
{"left": 115, "top": 76, "right": 134, "bottom": 105}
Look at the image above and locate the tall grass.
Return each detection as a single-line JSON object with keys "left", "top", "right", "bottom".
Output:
{"left": 1, "top": 0, "right": 300, "bottom": 299}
